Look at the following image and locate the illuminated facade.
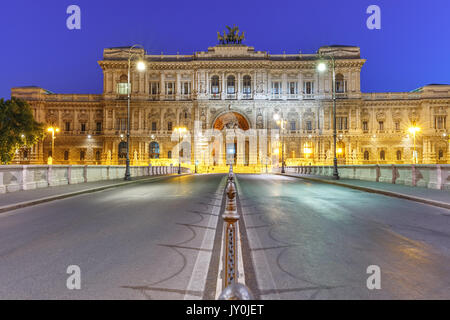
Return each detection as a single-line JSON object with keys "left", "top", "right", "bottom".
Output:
{"left": 11, "top": 42, "right": 450, "bottom": 167}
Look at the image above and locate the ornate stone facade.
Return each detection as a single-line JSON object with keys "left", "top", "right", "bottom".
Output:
{"left": 11, "top": 43, "right": 450, "bottom": 166}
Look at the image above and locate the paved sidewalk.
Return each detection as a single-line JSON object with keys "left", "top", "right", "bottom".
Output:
{"left": 0, "top": 174, "right": 186, "bottom": 213}
{"left": 279, "top": 173, "right": 450, "bottom": 210}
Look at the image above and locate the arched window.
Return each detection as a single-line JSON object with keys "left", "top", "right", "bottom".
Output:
{"left": 23, "top": 150, "right": 28, "bottom": 160}
{"left": 80, "top": 150, "right": 85, "bottom": 161}
{"left": 364, "top": 151, "right": 370, "bottom": 160}
{"left": 95, "top": 150, "right": 101, "bottom": 161}
{"left": 396, "top": 150, "right": 402, "bottom": 160}
{"left": 210, "top": 75, "right": 220, "bottom": 94}
{"left": 168, "top": 150, "right": 172, "bottom": 159}
{"left": 335, "top": 73, "right": 346, "bottom": 93}
{"left": 243, "top": 75, "right": 251, "bottom": 95}
{"left": 438, "top": 149, "right": 444, "bottom": 159}
{"left": 150, "top": 141, "right": 160, "bottom": 159}
{"left": 117, "top": 74, "right": 129, "bottom": 95}
{"left": 118, "top": 141, "right": 127, "bottom": 159}
{"left": 380, "top": 150, "right": 386, "bottom": 160}
{"left": 64, "top": 150, "right": 69, "bottom": 161}
{"left": 227, "top": 75, "right": 236, "bottom": 94}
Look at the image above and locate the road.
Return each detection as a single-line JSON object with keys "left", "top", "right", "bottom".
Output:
{"left": 236, "top": 174, "right": 450, "bottom": 300}
{"left": 1, "top": 173, "right": 449, "bottom": 300}
{"left": 0, "top": 174, "right": 226, "bottom": 299}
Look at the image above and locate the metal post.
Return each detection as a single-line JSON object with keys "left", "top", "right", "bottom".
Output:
{"left": 222, "top": 166, "right": 239, "bottom": 288}
{"left": 124, "top": 57, "right": 131, "bottom": 181}
{"left": 281, "top": 119, "right": 285, "bottom": 173}
{"left": 331, "top": 57, "right": 339, "bottom": 180}
{"left": 178, "top": 133, "right": 181, "bottom": 174}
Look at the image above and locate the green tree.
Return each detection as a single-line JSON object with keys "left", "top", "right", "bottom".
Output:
{"left": 0, "top": 97, "right": 44, "bottom": 164}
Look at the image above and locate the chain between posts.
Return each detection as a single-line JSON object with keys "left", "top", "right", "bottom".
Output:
{"left": 218, "top": 164, "right": 254, "bottom": 300}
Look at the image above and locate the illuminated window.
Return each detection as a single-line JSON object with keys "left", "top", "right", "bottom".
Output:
{"left": 227, "top": 75, "right": 236, "bottom": 94}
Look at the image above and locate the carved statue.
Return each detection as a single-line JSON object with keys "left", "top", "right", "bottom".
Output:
{"left": 217, "top": 25, "right": 245, "bottom": 45}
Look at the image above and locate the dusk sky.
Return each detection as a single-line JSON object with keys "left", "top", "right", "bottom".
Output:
{"left": 1, "top": 0, "right": 449, "bottom": 99}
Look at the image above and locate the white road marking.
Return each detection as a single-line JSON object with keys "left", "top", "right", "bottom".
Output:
{"left": 184, "top": 176, "right": 226, "bottom": 300}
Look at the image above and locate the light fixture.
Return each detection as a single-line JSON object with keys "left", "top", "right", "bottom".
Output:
{"left": 136, "top": 60, "right": 146, "bottom": 71}
{"left": 317, "top": 62, "right": 327, "bottom": 72}
{"left": 87, "top": 135, "right": 92, "bottom": 139}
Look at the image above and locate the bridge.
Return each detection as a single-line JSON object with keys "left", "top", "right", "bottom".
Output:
{"left": 0, "top": 167, "right": 449, "bottom": 299}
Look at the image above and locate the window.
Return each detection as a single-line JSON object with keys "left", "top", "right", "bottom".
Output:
{"left": 165, "top": 82, "right": 175, "bottom": 96}
{"left": 118, "top": 142, "right": 127, "bottom": 159}
{"left": 210, "top": 76, "right": 220, "bottom": 94}
{"left": 439, "top": 149, "right": 444, "bottom": 159}
{"left": 337, "top": 117, "right": 348, "bottom": 130}
{"left": 303, "top": 81, "right": 314, "bottom": 95}
{"left": 378, "top": 121, "right": 384, "bottom": 131}
{"left": 362, "top": 121, "right": 368, "bottom": 132}
{"left": 335, "top": 74, "right": 347, "bottom": 93}
{"left": 364, "top": 151, "right": 370, "bottom": 160}
{"left": 117, "top": 118, "right": 127, "bottom": 131}
{"left": 181, "top": 82, "right": 191, "bottom": 96}
{"left": 168, "top": 150, "right": 172, "bottom": 159}
{"left": 117, "top": 83, "right": 129, "bottom": 95}
{"left": 290, "top": 121, "right": 296, "bottom": 131}
{"left": 243, "top": 75, "right": 251, "bottom": 94}
{"left": 80, "top": 150, "right": 85, "bottom": 161}
{"left": 227, "top": 75, "right": 236, "bottom": 94}
{"left": 149, "top": 141, "right": 160, "bottom": 159}
{"left": 396, "top": 150, "right": 402, "bottom": 160}
{"left": 288, "top": 82, "right": 298, "bottom": 95}
{"left": 96, "top": 122, "right": 102, "bottom": 132}
{"left": 23, "top": 150, "right": 28, "bottom": 160}
{"left": 272, "top": 81, "right": 282, "bottom": 95}
{"left": 81, "top": 123, "right": 86, "bottom": 132}
{"left": 151, "top": 122, "right": 157, "bottom": 131}
{"left": 306, "top": 120, "right": 312, "bottom": 131}
{"left": 167, "top": 121, "right": 173, "bottom": 131}
{"left": 435, "top": 116, "right": 446, "bottom": 129}
{"left": 380, "top": 150, "right": 385, "bottom": 160}
{"left": 95, "top": 150, "right": 101, "bottom": 161}
{"left": 64, "top": 150, "right": 69, "bottom": 160}
{"left": 395, "top": 121, "right": 400, "bottom": 131}
{"left": 149, "top": 81, "right": 160, "bottom": 95}
{"left": 65, "top": 122, "right": 71, "bottom": 132}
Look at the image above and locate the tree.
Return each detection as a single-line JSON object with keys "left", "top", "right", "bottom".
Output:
{"left": 0, "top": 97, "right": 44, "bottom": 164}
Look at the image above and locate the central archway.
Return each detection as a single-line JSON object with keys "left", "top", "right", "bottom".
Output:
{"left": 213, "top": 111, "right": 250, "bottom": 131}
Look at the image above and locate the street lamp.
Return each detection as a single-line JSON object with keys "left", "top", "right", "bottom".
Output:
{"left": 317, "top": 54, "right": 339, "bottom": 180}
{"left": 273, "top": 113, "right": 286, "bottom": 173}
{"left": 408, "top": 125, "right": 421, "bottom": 164}
{"left": 124, "top": 44, "right": 146, "bottom": 181}
{"left": 174, "top": 126, "right": 187, "bottom": 174}
{"left": 47, "top": 127, "right": 60, "bottom": 164}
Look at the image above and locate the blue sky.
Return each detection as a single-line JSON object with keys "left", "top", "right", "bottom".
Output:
{"left": 1, "top": 0, "right": 449, "bottom": 99}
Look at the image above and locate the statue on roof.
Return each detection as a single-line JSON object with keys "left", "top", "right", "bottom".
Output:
{"left": 217, "top": 25, "right": 245, "bottom": 45}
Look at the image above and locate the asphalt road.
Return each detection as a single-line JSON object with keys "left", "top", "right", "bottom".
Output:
{"left": 236, "top": 174, "right": 450, "bottom": 300}
{"left": 0, "top": 174, "right": 226, "bottom": 299}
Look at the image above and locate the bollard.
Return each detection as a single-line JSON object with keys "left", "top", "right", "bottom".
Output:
{"left": 218, "top": 283, "right": 254, "bottom": 300}
{"left": 222, "top": 166, "right": 239, "bottom": 289}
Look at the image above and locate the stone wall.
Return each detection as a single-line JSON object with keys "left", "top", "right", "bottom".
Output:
{"left": 284, "top": 164, "right": 450, "bottom": 190}
{"left": 0, "top": 165, "right": 187, "bottom": 193}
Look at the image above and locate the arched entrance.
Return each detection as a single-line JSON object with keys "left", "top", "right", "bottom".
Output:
{"left": 212, "top": 111, "right": 250, "bottom": 165}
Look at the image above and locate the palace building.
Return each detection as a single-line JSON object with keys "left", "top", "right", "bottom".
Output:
{"left": 10, "top": 32, "right": 450, "bottom": 169}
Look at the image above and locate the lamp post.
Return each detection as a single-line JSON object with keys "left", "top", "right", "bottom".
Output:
{"left": 273, "top": 113, "right": 286, "bottom": 173}
{"left": 409, "top": 125, "right": 421, "bottom": 164}
{"left": 47, "top": 127, "right": 60, "bottom": 164}
{"left": 317, "top": 54, "right": 339, "bottom": 180}
{"left": 174, "top": 126, "right": 187, "bottom": 174}
{"left": 124, "top": 44, "right": 146, "bottom": 181}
